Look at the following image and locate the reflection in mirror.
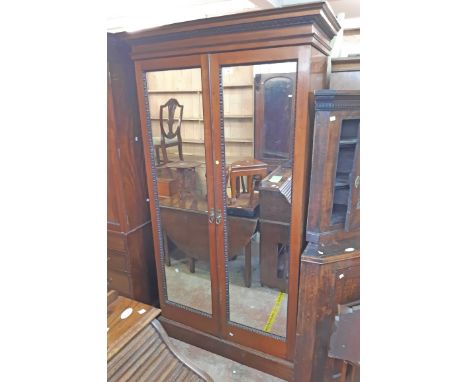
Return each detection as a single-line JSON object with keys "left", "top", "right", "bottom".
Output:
{"left": 221, "top": 62, "right": 297, "bottom": 338}
{"left": 145, "top": 68, "right": 212, "bottom": 314}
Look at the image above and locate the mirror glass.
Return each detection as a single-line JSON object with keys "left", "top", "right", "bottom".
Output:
{"left": 145, "top": 68, "right": 212, "bottom": 314}
{"left": 220, "top": 62, "right": 297, "bottom": 338}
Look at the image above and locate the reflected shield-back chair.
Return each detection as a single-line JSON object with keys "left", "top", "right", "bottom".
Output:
{"left": 153, "top": 98, "right": 184, "bottom": 165}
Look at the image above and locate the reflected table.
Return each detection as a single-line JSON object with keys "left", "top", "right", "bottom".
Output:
{"left": 159, "top": 195, "right": 257, "bottom": 287}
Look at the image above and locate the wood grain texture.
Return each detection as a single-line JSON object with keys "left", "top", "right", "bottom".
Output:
{"left": 330, "top": 57, "right": 360, "bottom": 90}
{"left": 293, "top": 246, "right": 360, "bottom": 382}
{"left": 107, "top": 34, "right": 157, "bottom": 305}
{"left": 107, "top": 293, "right": 212, "bottom": 381}
{"left": 107, "top": 293, "right": 161, "bottom": 360}
{"left": 123, "top": 3, "right": 340, "bottom": 59}
{"left": 128, "top": 2, "right": 340, "bottom": 374}
{"left": 305, "top": 90, "right": 360, "bottom": 251}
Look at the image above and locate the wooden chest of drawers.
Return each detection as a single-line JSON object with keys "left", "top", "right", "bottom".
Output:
{"left": 107, "top": 34, "right": 157, "bottom": 305}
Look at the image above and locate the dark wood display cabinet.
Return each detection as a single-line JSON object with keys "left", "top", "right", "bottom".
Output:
{"left": 107, "top": 34, "right": 157, "bottom": 305}
{"left": 306, "top": 90, "right": 360, "bottom": 254}
{"left": 120, "top": 3, "right": 341, "bottom": 380}
{"left": 293, "top": 89, "right": 360, "bottom": 381}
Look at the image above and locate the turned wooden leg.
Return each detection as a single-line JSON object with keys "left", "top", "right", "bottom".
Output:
{"left": 161, "top": 142, "right": 169, "bottom": 164}
{"left": 230, "top": 173, "right": 238, "bottom": 199}
{"left": 154, "top": 145, "right": 161, "bottom": 165}
{"left": 178, "top": 140, "right": 184, "bottom": 161}
{"left": 244, "top": 241, "right": 252, "bottom": 288}
{"left": 163, "top": 231, "right": 171, "bottom": 267}
{"left": 189, "top": 257, "right": 195, "bottom": 273}
{"left": 339, "top": 361, "right": 348, "bottom": 382}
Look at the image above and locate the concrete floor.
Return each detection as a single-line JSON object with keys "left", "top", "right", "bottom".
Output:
{"left": 170, "top": 337, "right": 286, "bottom": 382}
{"left": 165, "top": 234, "right": 287, "bottom": 337}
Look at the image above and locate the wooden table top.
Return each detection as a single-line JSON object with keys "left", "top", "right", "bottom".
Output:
{"left": 230, "top": 158, "right": 267, "bottom": 169}
{"left": 164, "top": 160, "right": 201, "bottom": 169}
{"left": 107, "top": 291, "right": 161, "bottom": 361}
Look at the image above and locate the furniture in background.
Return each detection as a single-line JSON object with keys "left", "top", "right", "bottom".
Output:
{"left": 254, "top": 73, "right": 296, "bottom": 169}
{"left": 330, "top": 56, "right": 360, "bottom": 90}
{"left": 159, "top": 196, "right": 256, "bottom": 287}
{"left": 329, "top": 301, "right": 360, "bottom": 382}
{"left": 306, "top": 90, "right": 360, "bottom": 253}
{"left": 107, "top": 291, "right": 213, "bottom": 381}
{"left": 107, "top": 34, "right": 157, "bottom": 305}
{"left": 153, "top": 98, "right": 184, "bottom": 165}
{"left": 258, "top": 165, "right": 292, "bottom": 292}
{"left": 229, "top": 159, "right": 268, "bottom": 199}
{"left": 294, "top": 246, "right": 360, "bottom": 382}
{"left": 164, "top": 160, "right": 200, "bottom": 200}
{"left": 126, "top": 3, "right": 340, "bottom": 380}
{"left": 293, "top": 91, "right": 360, "bottom": 382}
{"left": 227, "top": 158, "right": 268, "bottom": 218}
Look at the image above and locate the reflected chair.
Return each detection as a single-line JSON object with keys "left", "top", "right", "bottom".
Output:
{"left": 153, "top": 98, "right": 184, "bottom": 165}
{"left": 229, "top": 159, "right": 268, "bottom": 205}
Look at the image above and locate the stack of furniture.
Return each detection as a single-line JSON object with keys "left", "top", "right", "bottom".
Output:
{"left": 107, "top": 34, "right": 157, "bottom": 305}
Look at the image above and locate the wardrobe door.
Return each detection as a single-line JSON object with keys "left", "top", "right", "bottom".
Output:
{"left": 209, "top": 46, "right": 312, "bottom": 359}
{"left": 135, "top": 55, "right": 220, "bottom": 335}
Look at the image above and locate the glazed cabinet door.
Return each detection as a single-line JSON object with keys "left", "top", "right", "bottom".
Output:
{"left": 345, "top": 140, "right": 360, "bottom": 231}
{"left": 209, "top": 46, "right": 312, "bottom": 359}
{"left": 134, "top": 55, "right": 221, "bottom": 335}
{"left": 331, "top": 117, "right": 360, "bottom": 231}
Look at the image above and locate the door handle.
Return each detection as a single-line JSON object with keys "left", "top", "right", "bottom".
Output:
{"left": 215, "top": 210, "right": 222, "bottom": 225}
{"left": 208, "top": 208, "right": 215, "bottom": 224}
{"left": 354, "top": 175, "right": 360, "bottom": 188}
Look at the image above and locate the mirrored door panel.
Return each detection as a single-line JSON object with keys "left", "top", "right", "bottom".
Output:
{"left": 145, "top": 67, "right": 212, "bottom": 314}
{"left": 220, "top": 62, "right": 297, "bottom": 338}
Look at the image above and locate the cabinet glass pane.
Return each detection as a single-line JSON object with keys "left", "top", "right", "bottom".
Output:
{"left": 331, "top": 119, "right": 360, "bottom": 225}
{"left": 145, "top": 68, "right": 212, "bottom": 314}
{"left": 220, "top": 62, "right": 297, "bottom": 338}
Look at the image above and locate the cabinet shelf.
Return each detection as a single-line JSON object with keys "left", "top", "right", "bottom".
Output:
{"left": 151, "top": 117, "right": 203, "bottom": 122}
{"left": 182, "top": 138, "right": 253, "bottom": 144}
{"left": 147, "top": 90, "right": 201, "bottom": 94}
{"left": 339, "top": 138, "right": 358, "bottom": 145}
{"left": 223, "top": 115, "right": 253, "bottom": 119}
{"left": 151, "top": 115, "right": 252, "bottom": 122}
{"left": 223, "top": 84, "right": 253, "bottom": 89}
{"left": 335, "top": 173, "right": 350, "bottom": 187}
{"left": 148, "top": 86, "right": 253, "bottom": 93}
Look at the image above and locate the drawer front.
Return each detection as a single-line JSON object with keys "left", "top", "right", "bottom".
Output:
{"left": 108, "top": 231, "right": 126, "bottom": 252}
{"left": 108, "top": 269, "right": 132, "bottom": 297}
{"left": 107, "top": 250, "right": 129, "bottom": 273}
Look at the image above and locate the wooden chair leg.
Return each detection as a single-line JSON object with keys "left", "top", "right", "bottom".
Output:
{"left": 339, "top": 361, "right": 348, "bottom": 382}
{"left": 244, "top": 241, "right": 252, "bottom": 288}
{"left": 241, "top": 176, "right": 247, "bottom": 194}
{"left": 161, "top": 142, "right": 169, "bottom": 164}
{"left": 163, "top": 231, "right": 171, "bottom": 267}
{"left": 189, "top": 258, "right": 195, "bottom": 273}
{"left": 178, "top": 139, "right": 184, "bottom": 161}
{"left": 230, "top": 173, "right": 237, "bottom": 199}
{"left": 350, "top": 362, "right": 358, "bottom": 382}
